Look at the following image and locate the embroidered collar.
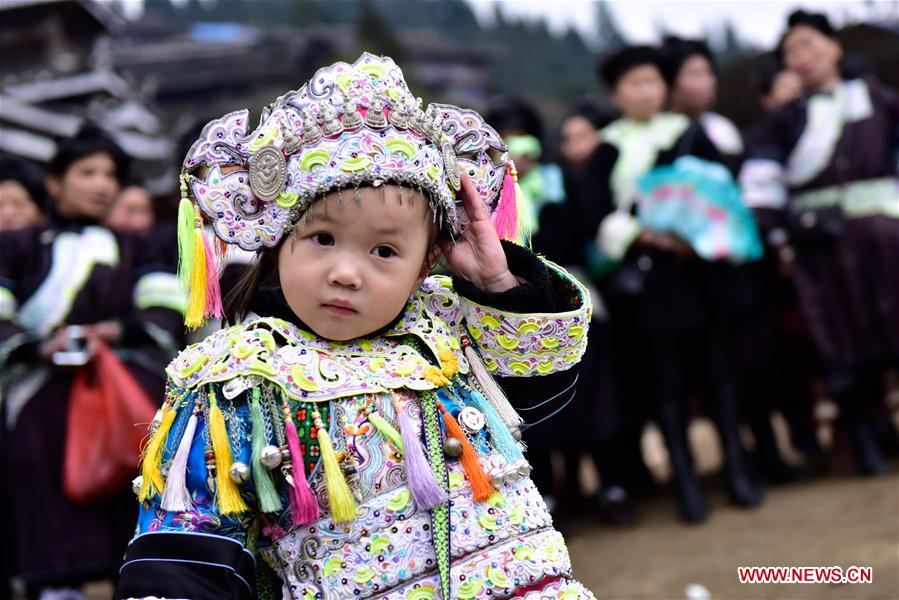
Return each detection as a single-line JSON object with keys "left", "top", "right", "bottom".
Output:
{"left": 167, "top": 276, "right": 469, "bottom": 401}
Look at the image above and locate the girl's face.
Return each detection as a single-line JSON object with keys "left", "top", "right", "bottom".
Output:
{"left": 278, "top": 185, "right": 434, "bottom": 341}
{"left": 670, "top": 54, "right": 717, "bottom": 115}
{"left": 104, "top": 185, "right": 155, "bottom": 233}
{"left": 0, "top": 180, "right": 43, "bottom": 231}
{"left": 781, "top": 25, "right": 842, "bottom": 90}
{"left": 48, "top": 152, "right": 120, "bottom": 221}
{"left": 610, "top": 64, "right": 667, "bottom": 122}
{"left": 560, "top": 115, "right": 600, "bottom": 168}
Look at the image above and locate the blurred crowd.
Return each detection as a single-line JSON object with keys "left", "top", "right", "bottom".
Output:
{"left": 1, "top": 8, "right": 897, "bottom": 600}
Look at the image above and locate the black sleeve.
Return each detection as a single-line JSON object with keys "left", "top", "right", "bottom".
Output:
{"left": 450, "top": 240, "right": 558, "bottom": 314}
{"left": 452, "top": 241, "right": 583, "bottom": 429}
{"left": 116, "top": 532, "right": 256, "bottom": 600}
{"left": 497, "top": 366, "right": 579, "bottom": 430}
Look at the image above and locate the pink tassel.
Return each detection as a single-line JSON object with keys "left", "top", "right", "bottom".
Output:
{"left": 202, "top": 233, "right": 223, "bottom": 320}
{"left": 160, "top": 410, "right": 197, "bottom": 512}
{"left": 493, "top": 163, "right": 520, "bottom": 242}
{"left": 285, "top": 416, "right": 320, "bottom": 525}
{"left": 394, "top": 398, "right": 448, "bottom": 511}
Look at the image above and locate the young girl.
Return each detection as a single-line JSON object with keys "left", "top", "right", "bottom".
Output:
{"left": 117, "top": 53, "right": 594, "bottom": 599}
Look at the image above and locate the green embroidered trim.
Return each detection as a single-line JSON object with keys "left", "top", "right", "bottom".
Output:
{"left": 289, "top": 399, "right": 329, "bottom": 473}
{"left": 420, "top": 389, "right": 451, "bottom": 599}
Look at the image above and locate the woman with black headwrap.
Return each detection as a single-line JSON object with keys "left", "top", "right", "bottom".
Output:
{"left": 740, "top": 10, "right": 898, "bottom": 476}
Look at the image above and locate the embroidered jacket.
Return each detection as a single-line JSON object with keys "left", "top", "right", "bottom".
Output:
{"left": 118, "top": 247, "right": 595, "bottom": 600}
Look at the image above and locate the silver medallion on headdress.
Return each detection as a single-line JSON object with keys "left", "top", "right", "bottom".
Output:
{"left": 248, "top": 146, "right": 287, "bottom": 203}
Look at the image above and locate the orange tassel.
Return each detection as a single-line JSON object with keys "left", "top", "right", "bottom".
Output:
{"left": 437, "top": 402, "right": 493, "bottom": 502}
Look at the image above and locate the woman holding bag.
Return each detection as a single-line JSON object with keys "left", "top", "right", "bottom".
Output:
{"left": 0, "top": 127, "right": 185, "bottom": 598}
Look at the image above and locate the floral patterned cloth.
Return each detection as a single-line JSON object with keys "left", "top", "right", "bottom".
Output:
{"left": 131, "top": 262, "right": 595, "bottom": 599}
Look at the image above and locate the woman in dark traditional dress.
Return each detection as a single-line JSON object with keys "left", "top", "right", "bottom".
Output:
{"left": 740, "top": 10, "right": 899, "bottom": 476}
{"left": 571, "top": 46, "right": 762, "bottom": 523}
{"left": 661, "top": 37, "right": 806, "bottom": 484}
{"left": 0, "top": 128, "right": 185, "bottom": 597}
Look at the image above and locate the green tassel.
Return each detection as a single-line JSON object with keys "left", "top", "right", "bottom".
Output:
{"left": 250, "top": 388, "right": 283, "bottom": 514}
{"left": 177, "top": 189, "right": 196, "bottom": 289}
{"left": 367, "top": 408, "right": 404, "bottom": 454}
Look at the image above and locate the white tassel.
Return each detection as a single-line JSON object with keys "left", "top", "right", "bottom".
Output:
{"left": 463, "top": 338, "right": 523, "bottom": 427}
{"left": 161, "top": 412, "right": 198, "bottom": 512}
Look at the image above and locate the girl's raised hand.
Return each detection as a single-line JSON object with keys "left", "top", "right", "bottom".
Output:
{"left": 438, "top": 173, "right": 519, "bottom": 293}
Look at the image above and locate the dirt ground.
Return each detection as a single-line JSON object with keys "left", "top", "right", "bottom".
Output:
{"left": 567, "top": 455, "right": 898, "bottom": 599}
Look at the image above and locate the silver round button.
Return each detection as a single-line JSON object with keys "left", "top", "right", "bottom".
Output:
{"left": 458, "top": 406, "right": 486, "bottom": 433}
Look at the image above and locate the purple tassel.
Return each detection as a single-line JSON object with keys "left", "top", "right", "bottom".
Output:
{"left": 397, "top": 404, "right": 448, "bottom": 510}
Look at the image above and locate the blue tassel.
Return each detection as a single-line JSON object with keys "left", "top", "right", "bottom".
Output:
{"left": 466, "top": 387, "right": 524, "bottom": 464}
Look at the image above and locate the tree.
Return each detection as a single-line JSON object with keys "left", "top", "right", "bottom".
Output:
{"left": 595, "top": 1, "right": 626, "bottom": 53}
{"left": 717, "top": 20, "right": 749, "bottom": 68}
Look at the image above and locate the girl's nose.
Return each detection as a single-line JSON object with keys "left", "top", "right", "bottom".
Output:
{"left": 327, "top": 257, "right": 362, "bottom": 289}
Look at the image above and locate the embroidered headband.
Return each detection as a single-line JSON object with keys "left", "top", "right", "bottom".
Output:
{"left": 176, "top": 52, "right": 525, "bottom": 328}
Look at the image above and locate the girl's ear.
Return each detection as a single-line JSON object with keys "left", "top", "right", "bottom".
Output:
{"left": 417, "top": 245, "right": 441, "bottom": 285}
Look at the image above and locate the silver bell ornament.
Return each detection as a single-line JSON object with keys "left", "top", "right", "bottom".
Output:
{"left": 132, "top": 475, "right": 143, "bottom": 496}
{"left": 260, "top": 444, "right": 283, "bottom": 470}
{"left": 443, "top": 436, "right": 463, "bottom": 457}
{"left": 509, "top": 426, "right": 523, "bottom": 441}
{"left": 229, "top": 461, "right": 251, "bottom": 484}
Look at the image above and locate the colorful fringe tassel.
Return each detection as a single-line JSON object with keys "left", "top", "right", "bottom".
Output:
{"left": 250, "top": 388, "right": 283, "bottom": 514}
{"left": 493, "top": 160, "right": 527, "bottom": 245}
{"left": 208, "top": 393, "right": 249, "bottom": 515}
{"left": 283, "top": 402, "right": 319, "bottom": 525}
{"left": 313, "top": 409, "right": 357, "bottom": 523}
{"left": 202, "top": 233, "right": 223, "bottom": 321}
{"left": 465, "top": 387, "right": 524, "bottom": 464}
{"left": 160, "top": 401, "right": 198, "bottom": 512}
{"left": 393, "top": 396, "right": 447, "bottom": 511}
{"left": 437, "top": 402, "right": 493, "bottom": 502}
{"left": 366, "top": 408, "right": 404, "bottom": 453}
{"left": 461, "top": 333, "right": 523, "bottom": 428}
{"left": 176, "top": 193, "right": 195, "bottom": 289}
{"left": 178, "top": 174, "right": 222, "bottom": 329}
{"left": 184, "top": 223, "right": 208, "bottom": 329}
{"left": 138, "top": 404, "right": 176, "bottom": 502}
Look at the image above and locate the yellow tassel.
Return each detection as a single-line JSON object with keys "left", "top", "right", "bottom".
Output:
{"left": 138, "top": 405, "right": 176, "bottom": 502}
{"left": 184, "top": 225, "right": 208, "bottom": 329}
{"left": 208, "top": 394, "right": 249, "bottom": 515}
{"left": 313, "top": 409, "right": 357, "bottom": 523}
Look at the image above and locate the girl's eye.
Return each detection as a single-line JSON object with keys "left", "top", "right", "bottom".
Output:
{"left": 373, "top": 245, "right": 395, "bottom": 258}
{"left": 311, "top": 233, "right": 334, "bottom": 246}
